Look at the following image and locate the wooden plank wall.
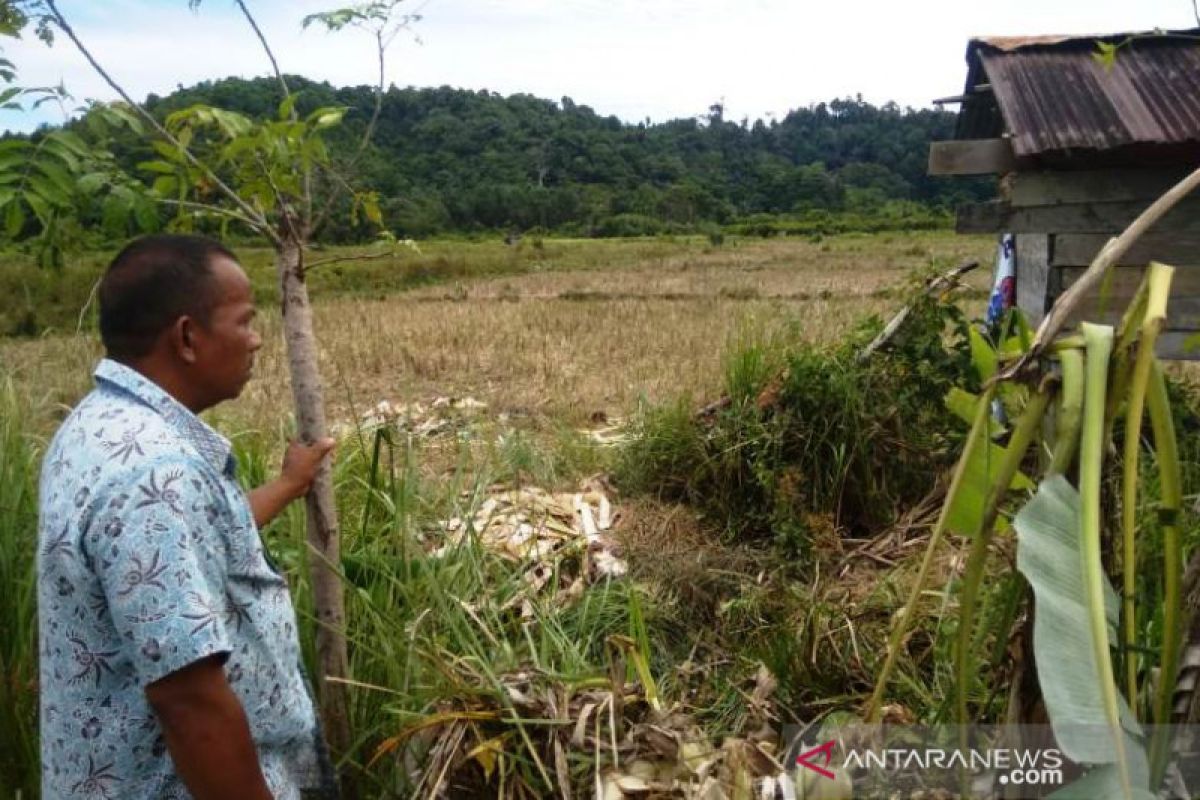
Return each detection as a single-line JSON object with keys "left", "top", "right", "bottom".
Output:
{"left": 996, "top": 169, "right": 1200, "bottom": 358}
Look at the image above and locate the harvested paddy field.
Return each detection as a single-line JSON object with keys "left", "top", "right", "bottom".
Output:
{"left": 0, "top": 231, "right": 993, "bottom": 431}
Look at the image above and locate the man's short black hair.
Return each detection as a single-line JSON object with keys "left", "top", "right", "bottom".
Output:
{"left": 99, "top": 234, "right": 238, "bottom": 361}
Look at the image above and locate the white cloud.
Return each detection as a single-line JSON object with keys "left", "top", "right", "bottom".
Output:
{"left": 1, "top": 0, "right": 1192, "bottom": 132}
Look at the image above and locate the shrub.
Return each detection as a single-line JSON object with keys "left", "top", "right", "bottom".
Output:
{"left": 593, "top": 214, "right": 664, "bottom": 238}
{"left": 617, "top": 278, "right": 974, "bottom": 551}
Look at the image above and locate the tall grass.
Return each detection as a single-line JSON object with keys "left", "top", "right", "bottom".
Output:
{"left": 229, "top": 419, "right": 695, "bottom": 795}
{"left": 0, "top": 379, "right": 41, "bottom": 798}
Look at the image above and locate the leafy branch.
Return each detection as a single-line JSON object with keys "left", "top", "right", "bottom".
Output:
{"left": 41, "top": 0, "right": 278, "bottom": 243}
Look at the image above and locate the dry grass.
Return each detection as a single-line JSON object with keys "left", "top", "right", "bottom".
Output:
{"left": 0, "top": 231, "right": 995, "bottom": 434}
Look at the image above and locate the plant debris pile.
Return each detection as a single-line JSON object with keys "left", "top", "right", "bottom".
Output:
{"left": 375, "top": 640, "right": 798, "bottom": 799}
{"left": 428, "top": 481, "right": 629, "bottom": 614}
{"left": 339, "top": 396, "right": 490, "bottom": 440}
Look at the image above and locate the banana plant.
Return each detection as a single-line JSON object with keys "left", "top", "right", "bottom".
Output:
{"left": 865, "top": 258, "right": 1187, "bottom": 800}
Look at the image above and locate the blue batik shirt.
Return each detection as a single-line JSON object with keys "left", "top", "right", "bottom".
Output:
{"left": 38, "top": 359, "right": 323, "bottom": 799}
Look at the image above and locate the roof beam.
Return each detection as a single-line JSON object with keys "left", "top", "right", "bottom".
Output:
{"left": 928, "top": 138, "right": 1017, "bottom": 175}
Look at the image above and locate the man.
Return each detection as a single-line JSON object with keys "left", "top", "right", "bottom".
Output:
{"left": 37, "top": 234, "right": 337, "bottom": 799}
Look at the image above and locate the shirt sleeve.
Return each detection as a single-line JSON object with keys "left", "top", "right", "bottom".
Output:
{"left": 85, "top": 456, "right": 233, "bottom": 687}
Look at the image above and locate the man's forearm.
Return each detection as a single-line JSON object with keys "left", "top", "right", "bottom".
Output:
{"left": 248, "top": 477, "right": 303, "bottom": 529}
{"left": 148, "top": 658, "right": 274, "bottom": 800}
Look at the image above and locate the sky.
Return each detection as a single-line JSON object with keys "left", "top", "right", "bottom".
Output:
{"left": 1, "top": 0, "right": 1194, "bottom": 133}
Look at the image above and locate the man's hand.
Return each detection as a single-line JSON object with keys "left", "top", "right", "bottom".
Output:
{"left": 248, "top": 438, "right": 336, "bottom": 529}
{"left": 279, "top": 438, "right": 337, "bottom": 500}
{"left": 146, "top": 655, "right": 274, "bottom": 800}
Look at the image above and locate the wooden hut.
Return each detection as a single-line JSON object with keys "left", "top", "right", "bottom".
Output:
{"left": 929, "top": 30, "right": 1200, "bottom": 356}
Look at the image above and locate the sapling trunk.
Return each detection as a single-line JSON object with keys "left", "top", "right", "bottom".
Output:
{"left": 276, "top": 233, "right": 351, "bottom": 760}
{"left": 955, "top": 382, "right": 1052, "bottom": 727}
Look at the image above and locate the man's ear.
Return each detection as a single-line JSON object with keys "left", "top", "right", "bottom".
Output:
{"left": 170, "top": 316, "right": 199, "bottom": 365}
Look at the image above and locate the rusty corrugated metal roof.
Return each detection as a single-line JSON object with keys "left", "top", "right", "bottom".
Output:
{"left": 957, "top": 30, "right": 1200, "bottom": 159}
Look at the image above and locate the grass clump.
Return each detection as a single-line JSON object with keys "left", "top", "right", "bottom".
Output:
{"left": 0, "top": 379, "right": 41, "bottom": 798}
{"left": 617, "top": 276, "right": 975, "bottom": 551}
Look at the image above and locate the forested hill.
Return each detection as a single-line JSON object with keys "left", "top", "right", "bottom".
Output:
{"left": 134, "top": 76, "right": 990, "bottom": 238}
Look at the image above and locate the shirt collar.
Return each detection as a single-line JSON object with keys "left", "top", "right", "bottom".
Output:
{"left": 94, "top": 358, "right": 235, "bottom": 476}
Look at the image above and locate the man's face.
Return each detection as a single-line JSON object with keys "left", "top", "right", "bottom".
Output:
{"left": 190, "top": 256, "right": 262, "bottom": 408}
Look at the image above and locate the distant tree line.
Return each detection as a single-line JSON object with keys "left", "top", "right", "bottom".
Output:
{"left": 13, "top": 76, "right": 993, "bottom": 243}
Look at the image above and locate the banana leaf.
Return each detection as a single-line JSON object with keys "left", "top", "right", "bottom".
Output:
{"left": 1014, "top": 476, "right": 1144, "bottom": 767}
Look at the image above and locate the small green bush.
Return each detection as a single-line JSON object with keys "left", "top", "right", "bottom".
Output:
{"left": 593, "top": 214, "right": 665, "bottom": 238}
{"left": 617, "top": 278, "right": 974, "bottom": 551}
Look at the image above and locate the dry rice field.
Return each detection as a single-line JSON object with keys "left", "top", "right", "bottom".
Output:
{"left": 0, "top": 231, "right": 995, "bottom": 433}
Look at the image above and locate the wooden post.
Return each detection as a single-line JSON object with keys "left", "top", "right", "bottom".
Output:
{"left": 1015, "top": 234, "right": 1052, "bottom": 327}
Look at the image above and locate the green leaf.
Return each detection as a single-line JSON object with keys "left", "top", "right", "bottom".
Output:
{"left": 1093, "top": 41, "right": 1119, "bottom": 70}
{"left": 35, "top": 158, "right": 75, "bottom": 198}
{"left": 945, "top": 387, "right": 982, "bottom": 427}
{"left": 137, "top": 160, "right": 177, "bottom": 175}
{"left": 968, "top": 326, "right": 997, "bottom": 381}
{"left": 1014, "top": 475, "right": 1142, "bottom": 763}
{"left": 944, "top": 438, "right": 1031, "bottom": 538}
{"left": 24, "top": 190, "right": 50, "bottom": 224}
{"left": 151, "top": 140, "right": 182, "bottom": 161}
{"left": 307, "top": 105, "right": 347, "bottom": 130}
{"left": 76, "top": 173, "right": 108, "bottom": 194}
{"left": 220, "top": 135, "right": 259, "bottom": 162}
{"left": 107, "top": 104, "right": 145, "bottom": 135}
{"left": 46, "top": 130, "right": 90, "bottom": 158}
{"left": 278, "top": 93, "right": 299, "bottom": 121}
{"left": 944, "top": 386, "right": 1006, "bottom": 438}
{"left": 302, "top": 9, "right": 359, "bottom": 31}
{"left": 211, "top": 107, "right": 252, "bottom": 138}
{"left": 101, "top": 194, "right": 129, "bottom": 234}
{"left": 40, "top": 138, "right": 81, "bottom": 172}
{"left": 0, "top": 151, "right": 26, "bottom": 174}
{"left": 151, "top": 175, "right": 178, "bottom": 197}
{"left": 26, "top": 174, "right": 68, "bottom": 208}
{"left": 133, "top": 198, "right": 159, "bottom": 232}
{"left": 4, "top": 197, "right": 23, "bottom": 238}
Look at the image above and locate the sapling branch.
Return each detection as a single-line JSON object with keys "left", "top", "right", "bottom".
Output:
{"left": 305, "top": 251, "right": 396, "bottom": 271}
{"left": 311, "top": 6, "right": 415, "bottom": 235}
{"left": 233, "top": 0, "right": 291, "bottom": 105}
{"left": 43, "top": 0, "right": 277, "bottom": 245}
{"left": 230, "top": 0, "right": 312, "bottom": 231}
{"left": 157, "top": 198, "right": 263, "bottom": 230}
